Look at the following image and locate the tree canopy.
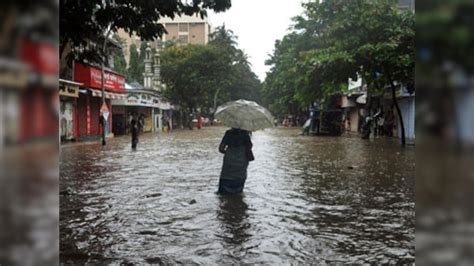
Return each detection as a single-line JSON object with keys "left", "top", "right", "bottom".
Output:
{"left": 111, "top": 34, "right": 127, "bottom": 76}
{"left": 160, "top": 26, "right": 261, "bottom": 114}
{"left": 264, "top": 0, "right": 415, "bottom": 116}
{"left": 60, "top": 0, "right": 231, "bottom": 72}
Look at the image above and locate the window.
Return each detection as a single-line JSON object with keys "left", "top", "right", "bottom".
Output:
{"left": 178, "top": 23, "right": 188, "bottom": 32}
{"left": 178, "top": 35, "right": 188, "bottom": 43}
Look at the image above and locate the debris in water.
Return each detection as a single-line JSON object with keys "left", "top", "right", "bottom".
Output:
{"left": 146, "top": 193, "right": 162, "bottom": 198}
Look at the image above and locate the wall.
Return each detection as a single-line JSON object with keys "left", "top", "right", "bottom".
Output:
{"left": 164, "top": 24, "right": 179, "bottom": 42}
{"left": 189, "top": 23, "right": 206, "bottom": 44}
{"left": 349, "top": 108, "right": 360, "bottom": 132}
{"left": 398, "top": 96, "right": 415, "bottom": 141}
{"left": 455, "top": 89, "right": 474, "bottom": 145}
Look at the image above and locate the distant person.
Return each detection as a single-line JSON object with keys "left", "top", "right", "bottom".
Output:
{"left": 127, "top": 113, "right": 133, "bottom": 134}
{"left": 377, "top": 112, "right": 385, "bottom": 136}
{"left": 218, "top": 128, "right": 254, "bottom": 194}
{"left": 162, "top": 115, "right": 169, "bottom": 133}
{"left": 385, "top": 110, "right": 395, "bottom": 137}
{"left": 197, "top": 114, "right": 203, "bottom": 129}
{"left": 188, "top": 112, "right": 194, "bottom": 130}
{"left": 309, "top": 103, "right": 316, "bottom": 133}
{"left": 131, "top": 117, "right": 139, "bottom": 150}
{"left": 138, "top": 114, "right": 145, "bottom": 133}
{"left": 362, "top": 114, "right": 373, "bottom": 139}
{"left": 168, "top": 117, "right": 173, "bottom": 133}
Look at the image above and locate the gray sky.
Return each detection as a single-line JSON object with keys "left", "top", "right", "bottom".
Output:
{"left": 208, "top": 0, "right": 304, "bottom": 82}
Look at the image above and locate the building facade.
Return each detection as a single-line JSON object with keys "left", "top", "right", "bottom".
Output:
{"left": 112, "top": 41, "right": 173, "bottom": 135}
{"left": 71, "top": 62, "right": 126, "bottom": 142}
{"left": 117, "top": 14, "right": 212, "bottom": 66}
{"left": 158, "top": 14, "right": 211, "bottom": 45}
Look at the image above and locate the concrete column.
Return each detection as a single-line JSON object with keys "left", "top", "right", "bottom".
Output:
{"left": 0, "top": 90, "right": 3, "bottom": 149}
{"left": 151, "top": 108, "right": 155, "bottom": 133}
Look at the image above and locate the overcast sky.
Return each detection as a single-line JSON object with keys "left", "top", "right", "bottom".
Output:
{"left": 208, "top": 1, "right": 305, "bottom": 82}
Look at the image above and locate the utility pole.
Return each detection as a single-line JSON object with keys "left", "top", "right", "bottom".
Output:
{"left": 100, "top": 22, "right": 113, "bottom": 146}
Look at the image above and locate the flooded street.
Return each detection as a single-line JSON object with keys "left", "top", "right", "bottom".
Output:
{"left": 60, "top": 127, "right": 414, "bottom": 264}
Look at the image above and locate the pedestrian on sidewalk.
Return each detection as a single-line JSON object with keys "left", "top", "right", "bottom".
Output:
{"left": 131, "top": 116, "right": 139, "bottom": 150}
{"left": 218, "top": 128, "right": 254, "bottom": 194}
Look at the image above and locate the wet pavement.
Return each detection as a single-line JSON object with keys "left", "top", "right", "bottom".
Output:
{"left": 60, "top": 127, "right": 414, "bottom": 264}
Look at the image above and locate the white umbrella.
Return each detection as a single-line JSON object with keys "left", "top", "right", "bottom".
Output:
{"left": 215, "top": 99, "right": 274, "bottom": 131}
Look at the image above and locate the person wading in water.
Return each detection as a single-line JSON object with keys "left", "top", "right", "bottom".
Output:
{"left": 131, "top": 116, "right": 139, "bottom": 150}
{"left": 218, "top": 128, "right": 254, "bottom": 194}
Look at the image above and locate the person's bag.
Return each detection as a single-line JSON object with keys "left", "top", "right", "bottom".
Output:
{"left": 245, "top": 143, "right": 255, "bottom": 161}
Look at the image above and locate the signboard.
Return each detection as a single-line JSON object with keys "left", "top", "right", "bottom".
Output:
{"left": 73, "top": 62, "right": 125, "bottom": 93}
{"left": 112, "top": 93, "right": 169, "bottom": 108}
{"left": 100, "top": 102, "right": 110, "bottom": 121}
{"left": 59, "top": 85, "right": 79, "bottom": 98}
{"left": 0, "top": 68, "right": 28, "bottom": 88}
{"left": 20, "top": 39, "right": 59, "bottom": 74}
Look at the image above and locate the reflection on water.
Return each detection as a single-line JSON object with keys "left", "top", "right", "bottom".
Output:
{"left": 60, "top": 127, "right": 414, "bottom": 264}
{"left": 217, "top": 194, "right": 250, "bottom": 246}
{"left": 1, "top": 143, "right": 58, "bottom": 265}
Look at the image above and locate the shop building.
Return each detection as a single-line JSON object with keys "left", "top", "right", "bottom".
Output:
{"left": 73, "top": 62, "right": 126, "bottom": 142}
{"left": 18, "top": 38, "right": 59, "bottom": 143}
{"left": 59, "top": 79, "right": 82, "bottom": 142}
{"left": 112, "top": 84, "right": 172, "bottom": 135}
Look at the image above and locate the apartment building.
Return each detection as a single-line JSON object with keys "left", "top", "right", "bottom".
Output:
{"left": 117, "top": 14, "right": 212, "bottom": 66}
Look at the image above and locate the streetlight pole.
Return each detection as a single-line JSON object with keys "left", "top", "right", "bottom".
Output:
{"left": 100, "top": 24, "right": 113, "bottom": 146}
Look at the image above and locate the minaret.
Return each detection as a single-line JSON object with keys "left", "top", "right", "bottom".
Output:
{"left": 143, "top": 42, "right": 153, "bottom": 89}
{"left": 153, "top": 38, "right": 163, "bottom": 91}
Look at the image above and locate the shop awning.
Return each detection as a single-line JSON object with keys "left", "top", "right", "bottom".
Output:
{"left": 90, "top": 89, "right": 126, "bottom": 100}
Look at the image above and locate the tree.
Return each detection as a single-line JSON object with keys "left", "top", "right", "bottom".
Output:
{"left": 265, "top": 0, "right": 414, "bottom": 144}
{"left": 60, "top": 0, "right": 232, "bottom": 72}
{"left": 161, "top": 44, "right": 229, "bottom": 115}
{"left": 208, "top": 26, "right": 262, "bottom": 107}
{"left": 126, "top": 42, "right": 149, "bottom": 84}
{"left": 111, "top": 34, "right": 127, "bottom": 76}
{"left": 161, "top": 26, "right": 262, "bottom": 125}
{"left": 263, "top": 31, "right": 313, "bottom": 118}
{"left": 299, "top": 0, "right": 414, "bottom": 145}
{"left": 416, "top": 0, "right": 474, "bottom": 145}
{"left": 127, "top": 43, "right": 142, "bottom": 83}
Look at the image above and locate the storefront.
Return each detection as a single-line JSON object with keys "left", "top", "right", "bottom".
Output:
{"left": 0, "top": 58, "right": 29, "bottom": 147}
{"left": 73, "top": 62, "right": 126, "bottom": 141}
{"left": 59, "top": 79, "right": 82, "bottom": 142}
{"left": 112, "top": 87, "right": 172, "bottom": 135}
{"left": 341, "top": 93, "right": 365, "bottom": 133}
{"left": 18, "top": 38, "right": 59, "bottom": 143}
{"left": 382, "top": 85, "right": 415, "bottom": 142}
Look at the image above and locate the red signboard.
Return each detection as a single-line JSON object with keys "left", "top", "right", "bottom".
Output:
{"left": 73, "top": 62, "right": 125, "bottom": 93}
{"left": 20, "top": 38, "right": 59, "bottom": 74}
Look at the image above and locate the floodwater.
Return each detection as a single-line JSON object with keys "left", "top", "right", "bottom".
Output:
{"left": 60, "top": 127, "right": 414, "bottom": 264}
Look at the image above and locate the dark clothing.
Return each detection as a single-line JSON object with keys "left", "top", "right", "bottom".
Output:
{"left": 218, "top": 178, "right": 247, "bottom": 194}
{"left": 131, "top": 119, "right": 139, "bottom": 149}
{"left": 221, "top": 129, "right": 251, "bottom": 148}
{"left": 218, "top": 129, "right": 253, "bottom": 194}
